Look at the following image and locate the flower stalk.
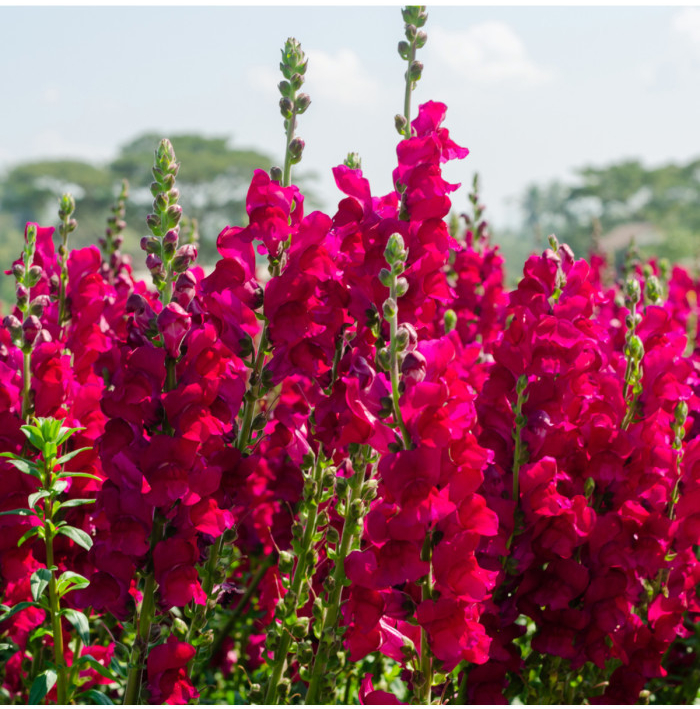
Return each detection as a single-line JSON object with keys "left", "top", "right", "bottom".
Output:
{"left": 396, "top": 6, "right": 428, "bottom": 140}
{"left": 57, "top": 193, "right": 77, "bottom": 335}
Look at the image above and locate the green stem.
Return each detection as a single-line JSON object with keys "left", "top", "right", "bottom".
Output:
{"left": 21, "top": 350, "right": 32, "bottom": 421}
{"left": 123, "top": 517, "right": 164, "bottom": 705}
{"left": 418, "top": 532, "right": 433, "bottom": 705}
{"left": 402, "top": 43, "right": 416, "bottom": 139}
{"left": 44, "top": 459, "right": 67, "bottom": 705}
{"left": 208, "top": 557, "right": 274, "bottom": 663}
{"left": 305, "top": 467, "right": 366, "bottom": 704}
{"left": 389, "top": 280, "right": 411, "bottom": 449}
{"left": 263, "top": 456, "right": 324, "bottom": 705}
{"left": 282, "top": 110, "right": 296, "bottom": 188}
{"left": 67, "top": 633, "right": 83, "bottom": 694}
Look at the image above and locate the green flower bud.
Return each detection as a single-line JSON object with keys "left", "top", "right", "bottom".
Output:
{"left": 279, "top": 96, "right": 294, "bottom": 119}
{"left": 344, "top": 152, "right": 362, "bottom": 170}
{"left": 252, "top": 413, "right": 267, "bottom": 431}
{"left": 675, "top": 400, "right": 689, "bottom": 425}
{"left": 407, "top": 60, "right": 423, "bottom": 83}
{"left": 26, "top": 224, "right": 38, "bottom": 245}
{"left": 398, "top": 40, "right": 410, "bottom": 59}
{"left": 383, "top": 297, "right": 397, "bottom": 319}
{"left": 291, "top": 618, "right": 309, "bottom": 639}
{"left": 516, "top": 374, "right": 529, "bottom": 396}
{"left": 295, "top": 93, "right": 311, "bottom": 114}
{"left": 58, "top": 193, "right": 76, "bottom": 219}
{"left": 395, "top": 277, "right": 409, "bottom": 297}
{"left": 584, "top": 477, "right": 595, "bottom": 499}
{"left": 394, "top": 114, "right": 408, "bottom": 135}
{"left": 278, "top": 80, "right": 292, "bottom": 97}
{"left": 444, "top": 309, "right": 457, "bottom": 334}
{"left": 270, "top": 166, "right": 283, "bottom": 182}
{"left": 289, "top": 137, "right": 305, "bottom": 164}
{"left": 384, "top": 232, "right": 407, "bottom": 265}
{"left": 12, "top": 263, "right": 25, "bottom": 281}
{"left": 625, "top": 334, "right": 644, "bottom": 360}
{"left": 625, "top": 278, "right": 641, "bottom": 305}
{"left": 548, "top": 234, "right": 560, "bottom": 252}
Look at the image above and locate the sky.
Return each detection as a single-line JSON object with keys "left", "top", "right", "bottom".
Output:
{"left": 2, "top": 4, "right": 700, "bottom": 230}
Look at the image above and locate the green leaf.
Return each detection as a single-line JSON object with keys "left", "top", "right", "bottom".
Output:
{"left": 53, "top": 480, "right": 68, "bottom": 495}
{"left": 28, "top": 626, "right": 53, "bottom": 643}
{"left": 0, "top": 601, "right": 41, "bottom": 624}
{"left": 62, "top": 608, "right": 90, "bottom": 645}
{"left": 76, "top": 688, "right": 114, "bottom": 704}
{"left": 29, "top": 669, "right": 57, "bottom": 705}
{"left": 55, "top": 447, "right": 92, "bottom": 466}
{"left": 58, "top": 525, "right": 93, "bottom": 551}
{"left": 78, "top": 655, "right": 116, "bottom": 682}
{"left": 56, "top": 426, "right": 84, "bottom": 447}
{"left": 0, "top": 508, "right": 34, "bottom": 517}
{"left": 57, "top": 571, "right": 90, "bottom": 596}
{"left": 57, "top": 471, "right": 102, "bottom": 481}
{"left": 28, "top": 490, "right": 50, "bottom": 509}
{"left": 30, "top": 568, "right": 53, "bottom": 602}
{"left": 58, "top": 498, "right": 96, "bottom": 509}
{"left": 20, "top": 425, "right": 45, "bottom": 451}
{"left": 0, "top": 455, "right": 41, "bottom": 479}
{"left": 17, "top": 525, "right": 42, "bottom": 547}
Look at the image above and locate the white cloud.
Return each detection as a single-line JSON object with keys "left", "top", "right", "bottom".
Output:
{"left": 671, "top": 8, "right": 700, "bottom": 45}
{"left": 429, "top": 22, "right": 553, "bottom": 87}
{"left": 246, "top": 48, "right": 380, "bottom": 107}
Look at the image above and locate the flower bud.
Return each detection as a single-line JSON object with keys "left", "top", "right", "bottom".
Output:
{"left": 270, "top": 166, "right": 283, "bottom": 182}
{"left": 146, "top": 253, "right": 164, "bottom": 275}
{"left": 12, "top": 263, "right": 25, "bottom": 281}
{"left": 398, "top": 40, "right": 410, "bottom": 59}
{"left": 344, "top": 152, "right": 361, "bottom": 170}
{"left": 401, "top": 350, "right": 427, "bottom": 383}
{"left": 26, "top": 265, "right": 43, "bottom": 287}
{"left": 22, "top": 315, "right": 42, "bottom": 346}
{"left": 384, "top": 233, "right": 407, "bottom": 265}
{"left": 394, "top": 114, "right": 408, "bottom": 135}
{"left": 295, "top": 93, "right": 311, "bottom": 114}
{"left": 172, "top": 617, "right": 189, "bottom": 639}
{"left": 278, "top": 80, "right": 292, "bottom": 97}
{"left": 377, "top": 348, "right": 391, "bottom": 372}
{"left": 675, "top": 400, "right": 689, "bottom": 425}
{"left": 326, "top": 525, "right": 340, "bottom": 545}
{"left": 172, "top": 244, "right": 197, "bottom": 273}
{"left": 15, "top": 283, "right": 29, "bottom": 309}
{"left": 408, "top": 60, "right": 423, "bottom": 82}
{"left": 548, "top": 234, "right": 560, "bottom": 252}
{"left": 444, "top": 309, "right": 457, "bottom": 334}
{"left": 279, "top": 97, "right": 294, "bottom": 119}
{"left": 26, "top": 223, "right": 38, "bottom": 245}
{"left": 156, "top": 138, "right": 177, "bottom": 171}
{"left": 625, "top": 278, "right": 641, "bottom": 305}
{"left": 278, "top": 550, "right": 294, "bottom": 575}
{"left": 395, "top": 277, "right": 409, "bottom": 297}
{"left": 3, "top": 315, "right": 22, "bottom": 341}
{"left": 29, "top": 295, "right": 50, "bottom": 318}
{"left": 146, "top": 213, "right": 161, "bottom": 233}
{"left": 288, "top": 137, "right": 305, "bottom": 164}
{"left": 166, "top": 204, "right": 183, "bottom": 229}
{"left": 382, "top": 297, "right": 397, "bottom": 319}
{"left": 625, "top": 334, "right": 644, "bottom": 361}
{"left": 516, "top": 374, "right": 529, "bottom": 396}
{"left": 157, "top": 302, "right": 192, "bottom": 359}
{"left": 34, "top": 329, "right": 52, "bottom": 346}
{"left": 154, "top": 192, "right": 169, "bottom": 212}
{"left": 174, "top": 270, "right": 197, "bottom": 308}
{"left": 58, "top": 193, "right": 75, "bottom": 219}
{"left": 415, "top": 30, "right": 428, "bottom": 48}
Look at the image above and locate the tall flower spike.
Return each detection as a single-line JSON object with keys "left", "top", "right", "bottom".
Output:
{"left": 278, "top": 37, "right": 310, "bottom": 187}
{"left": 143, "top": 138, "right": 188, "bottom": 304}
{"left": 396, "top": 5, "right": 428, "bottom": 139}
{"left": 100, "top": 179, "right": 129, "bottom": 265}
{"left": 57, "top": 193, "right": 77, "bottom": 331}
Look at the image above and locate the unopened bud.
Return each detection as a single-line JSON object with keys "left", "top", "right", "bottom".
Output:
{"left": 383, "top": 297, "right": 397, "bottom": 319}
{"left": 401, "top": 350, "right": 427, "bottom": 383}
{"left": 675, "top": 401, "right": 689, "bottom": 425}
{"left": 166, "top": 204, "right": 183, "bottom": 228}
{"left": 288, "top": 137, "right": 305, "bottom": 164}
{"left": 172, "top": 244, "right": 197, "bottom": 272}
{"left": 295, "top": 93, "right": 311, "bottom": 114}
{"left": 279, "top": 97, "right": 294, "bottom": 119}
{"left": 3, "top": 315, "right": 22, "bottom": 340}
{"left": 12, "top": 263, "right": 25, "bottom": 281}
{"left": 408, "top": 60, "right": 423, "bottom": 82}
{"left": 395, "top": 114, "right": 408, "bottom": 135}
{"left": 625, "top": 278, "right": 641, "bottom": 305}
{"left": 344, "top": 152, "right": 361, "bottom": 170}
{"left": 395, "top": 277, "right": 409, "bottom": 297}
{"left": 444, "top": 309, "right": 457, "bottom": 334}
{"left": 22, "top": 315, "right": 42, "bottom": 346}
{"left": 384, "top": 233, "right": 407, "bottom": 265}
{"left": 398, "top": 40, "right": 410, "bottom": 59}
{"left": 270, "top": 166, "right": 283, "bottom": 182}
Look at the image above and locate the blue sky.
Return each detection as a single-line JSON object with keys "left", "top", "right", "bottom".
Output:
{"left": 2, "top": 5, "right": 700, "bottom": 229}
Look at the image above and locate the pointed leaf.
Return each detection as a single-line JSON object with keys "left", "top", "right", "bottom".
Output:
{"left": 30, "top": 568, "right": 53, "bottom": 601}
{"left": 28, "top": 626, "right": 53, "bottom": 643}
{"left": 76, "top": 688, "right": 114, "bottom": 705}
{"left": 53, "top": 480, "right": 68, "bottom": 495}
{"left": 0, "top": 508, "right": 34, "bottom": 518}
{"left": 63, "top": 608, "right": 90, "bottom": 645}
{"left": 55, "top": 447, "right": 92, "bottom": 466}
{"left": 20, "top": 425, "right": 45, "bottom": 451}
{"left": 0, "top": 456, "right": 41, "bottom": 479}
{"left": 58, "top": 498, "right": 96, "bottom": 509}
{"left": 29, "top": 669, "right": 57, "bottom": 705}
{"left": 78, "top": 655, "right": 117, "bottom": 681}
{"left": 57, "top": 571, "right": 90, "bottom": 596}
{"left": 58, "top": 525, "right": 93, "bottom": 551}
{"left": 57, "top": 426, "right": 84, "bottom": 447}
{"left": 17, "top": 526, "right": 42, "bottom": 547}
{"left": 57, "top": 471, "right": 102, "bottom": 481}
{"left": 0, "top": 601, "right": 41, "bottom": 624}
{"left": 28, "top": 490, "right": 50, "bottom": 509}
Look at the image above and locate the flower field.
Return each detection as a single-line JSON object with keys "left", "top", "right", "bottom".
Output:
{"left": 2, "top": 6, "right": 700, "bottom": 705}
